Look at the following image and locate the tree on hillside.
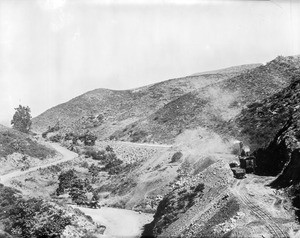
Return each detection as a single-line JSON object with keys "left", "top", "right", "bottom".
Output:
{"left": 11, "top": 105, "right": 32, "bottom": 133}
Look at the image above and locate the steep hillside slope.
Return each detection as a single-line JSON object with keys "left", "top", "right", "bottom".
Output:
{"left": 0, "top": 125, "right": 55, "bottom": 159}
{"left": 0, "top": 125, "right": 57, "bottom": 175}
{"left": 113, "top": 56, "right": 300, "bottom": 143}
{"left": 32, "top": 64, "right": 259, "bottom": 139}
{"left": 218, "top": 73, "right": 300, "bottom": 220}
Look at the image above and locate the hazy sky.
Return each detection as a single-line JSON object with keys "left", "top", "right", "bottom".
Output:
{"left": 0, "top": 0, "right": 299, "bottom": 126}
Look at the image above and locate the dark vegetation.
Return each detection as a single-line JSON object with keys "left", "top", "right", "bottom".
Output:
{"left": 46, "top": 130, "right": 98, "bottom": 146}
{"left": 170, "top": 151, "right": 183, "bottom": 163}
{"left": 0, "top": 184, "right": 72, "bottom": 238}
{"left": 42, "top": 122, "right": 60, "bottom": 138}
{"left": 11, "top": 105, "right": 32, "bottom": 134}
{"left": 82, "top": 146, "right": 123, "bottom": 175}
{"left": 56, "top": 169, "right": 99, "bottom": 206}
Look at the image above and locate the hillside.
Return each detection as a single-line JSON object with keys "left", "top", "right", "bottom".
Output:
{"left": 112, "top": 55, "right": 300, "bottom": 143}
{"left": 28, "top": 55, "right": 300, "bottom": 237}
{"left": 0, "top": 125, "right": 57, "bottom": 175}
{"left": 0, "top": 184, "right": 103, "bottom": 238}
{"left": 32, "top": 63, "right": 259, "bottom": 139}
{"left": 220, "top": 74, "right": 300, "bottom": 220}
{"left": 140, "top": 75, "right": 300, "bottom": 237}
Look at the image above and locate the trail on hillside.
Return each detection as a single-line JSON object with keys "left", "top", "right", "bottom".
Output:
{"left": 101, "top": 140, "right": 172, "bottom": 148}
{"left": 230, "top": 175, "right": 289, "bottom": 238}
{"left": 0, "top": 142, "right": 77, "bottom": 184}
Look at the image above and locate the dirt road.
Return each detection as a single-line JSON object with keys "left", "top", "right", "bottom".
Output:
{"left": 75, "top": 206, "right": 153, "bottom": 238}
{"left": 98, "top": 140, "right": 172, "bottom": 149}
{"left": 230, "top": 175, "right": 290, "bottom": 237}
{"left": 0, "top": 142, "right": 77, "bottom": 184}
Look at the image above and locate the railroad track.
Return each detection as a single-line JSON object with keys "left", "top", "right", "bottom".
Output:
{"left": 238, "top": 191, "right": 288, "bottom": 238}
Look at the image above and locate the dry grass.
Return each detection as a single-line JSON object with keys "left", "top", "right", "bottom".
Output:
{"left": 0, "top": 125, "right": 56, "bottom": 159}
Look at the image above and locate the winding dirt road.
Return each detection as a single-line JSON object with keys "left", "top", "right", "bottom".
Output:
{"left": 231, "top": 175, "right": 289, "bottom": 238}
{"left": 0, "top": 141, "right": 154, "bottom": 237}
{"left": 0, "top": 142, "right": 77, "bottom": 185}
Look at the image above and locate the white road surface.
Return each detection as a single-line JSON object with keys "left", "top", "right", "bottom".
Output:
{"left": 0, "top": 142, "right": 77, "bottom": 184}
{"left": 75, "top": 206, "right": 153, "bottom": 238}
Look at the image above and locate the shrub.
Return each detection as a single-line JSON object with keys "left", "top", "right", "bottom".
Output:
{"left": 82, "top": 148, "right": 123, "bottom": 175}
{"left": 105, "top": 145, "right": 114, "bottom": 152}
{"left": 69, "top": 179, "right": 89, "bottom": 205}
{"left": 170, "top": 152, "right": 183, "bottom": 163}
{"left": 56, "top": 169, "right": 78, "bottom": 195}
{"left": 78, "top": 132, "right": 97, "bottom": 146}
{"left": 130, "top": 131, "right": 148, "bottom": 142}
{"left": 194, "top": 183, "right": 205, "bottom": 193}
{"left": 42, "top": 122, "right": 60, "bottom": 138}
{"left": 83, "top": 147, "right": 104, "bottom": 160}
{"left": 88, "top": 164, "right": 101, "bottom": 177}
{"left": 49, "top": 134, "right": 62, "bottom": 142}
{"left": 4, "top": 198, "right": 71, "bottom": 238}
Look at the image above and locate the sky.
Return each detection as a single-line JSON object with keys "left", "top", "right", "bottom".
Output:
{"left": 0, "top": 0, "right": 299, "bottom": 126}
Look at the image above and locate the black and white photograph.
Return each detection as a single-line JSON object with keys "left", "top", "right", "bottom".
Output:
{"left": 0, "top": 0, "right": 300, "bottom": 237}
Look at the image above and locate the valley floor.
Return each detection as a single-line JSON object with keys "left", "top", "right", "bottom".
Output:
{"left": 2, "top": 139, "right": 300, "bottom": 237}
{"left": 74, "top": 206, "right": 153, "bottom": 238}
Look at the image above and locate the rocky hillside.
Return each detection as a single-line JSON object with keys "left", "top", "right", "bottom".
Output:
{"left": 32, "top": 64, "right": 260, "bottom": 139}
{"left": 219, "top": 72, "right": 300, "bottom": 219}
{"left": 113, "top": 56, "right": 300, "bottom": 143}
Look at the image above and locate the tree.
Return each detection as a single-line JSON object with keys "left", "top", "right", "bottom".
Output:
{"left": 56, "top": 170, "right": 77, "bottom": 196}
{"left": 11, "top": 105, "right": 32, "bottom": 133}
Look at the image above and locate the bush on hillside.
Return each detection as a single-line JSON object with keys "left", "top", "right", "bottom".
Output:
{"left": 82, "top": 147, "right": 123, "bottom": 175}
{"left": 84, "top": 147, "right": 106, "bottom": 160}
{"left": 42, "top": 122, "right": 60, "bottom": 138}
{"left": 49, "top": 134, "right": 63, "bottom": 143}
{"left": 88, "top": 164, "right": 102, "bottom": 178}
{"left": 105, "top": 145, "right": 114, "bottom": 152}
{"left": 56, "top": 170, "right": 78, "bottom": 196}
{"left": 4, "top": 198, "right": 71, "bottom": 238}
{"left": 170, "top": 152, "right": 183, "bottom": 163}
{"left": 130, "top": 130, "right": 148, "bottom": 142}
{"left": 78, "top": 131, "right": 97, "bottom": 146}
{"left": 56, "top": 170, "right": 95, "bottom": 205}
